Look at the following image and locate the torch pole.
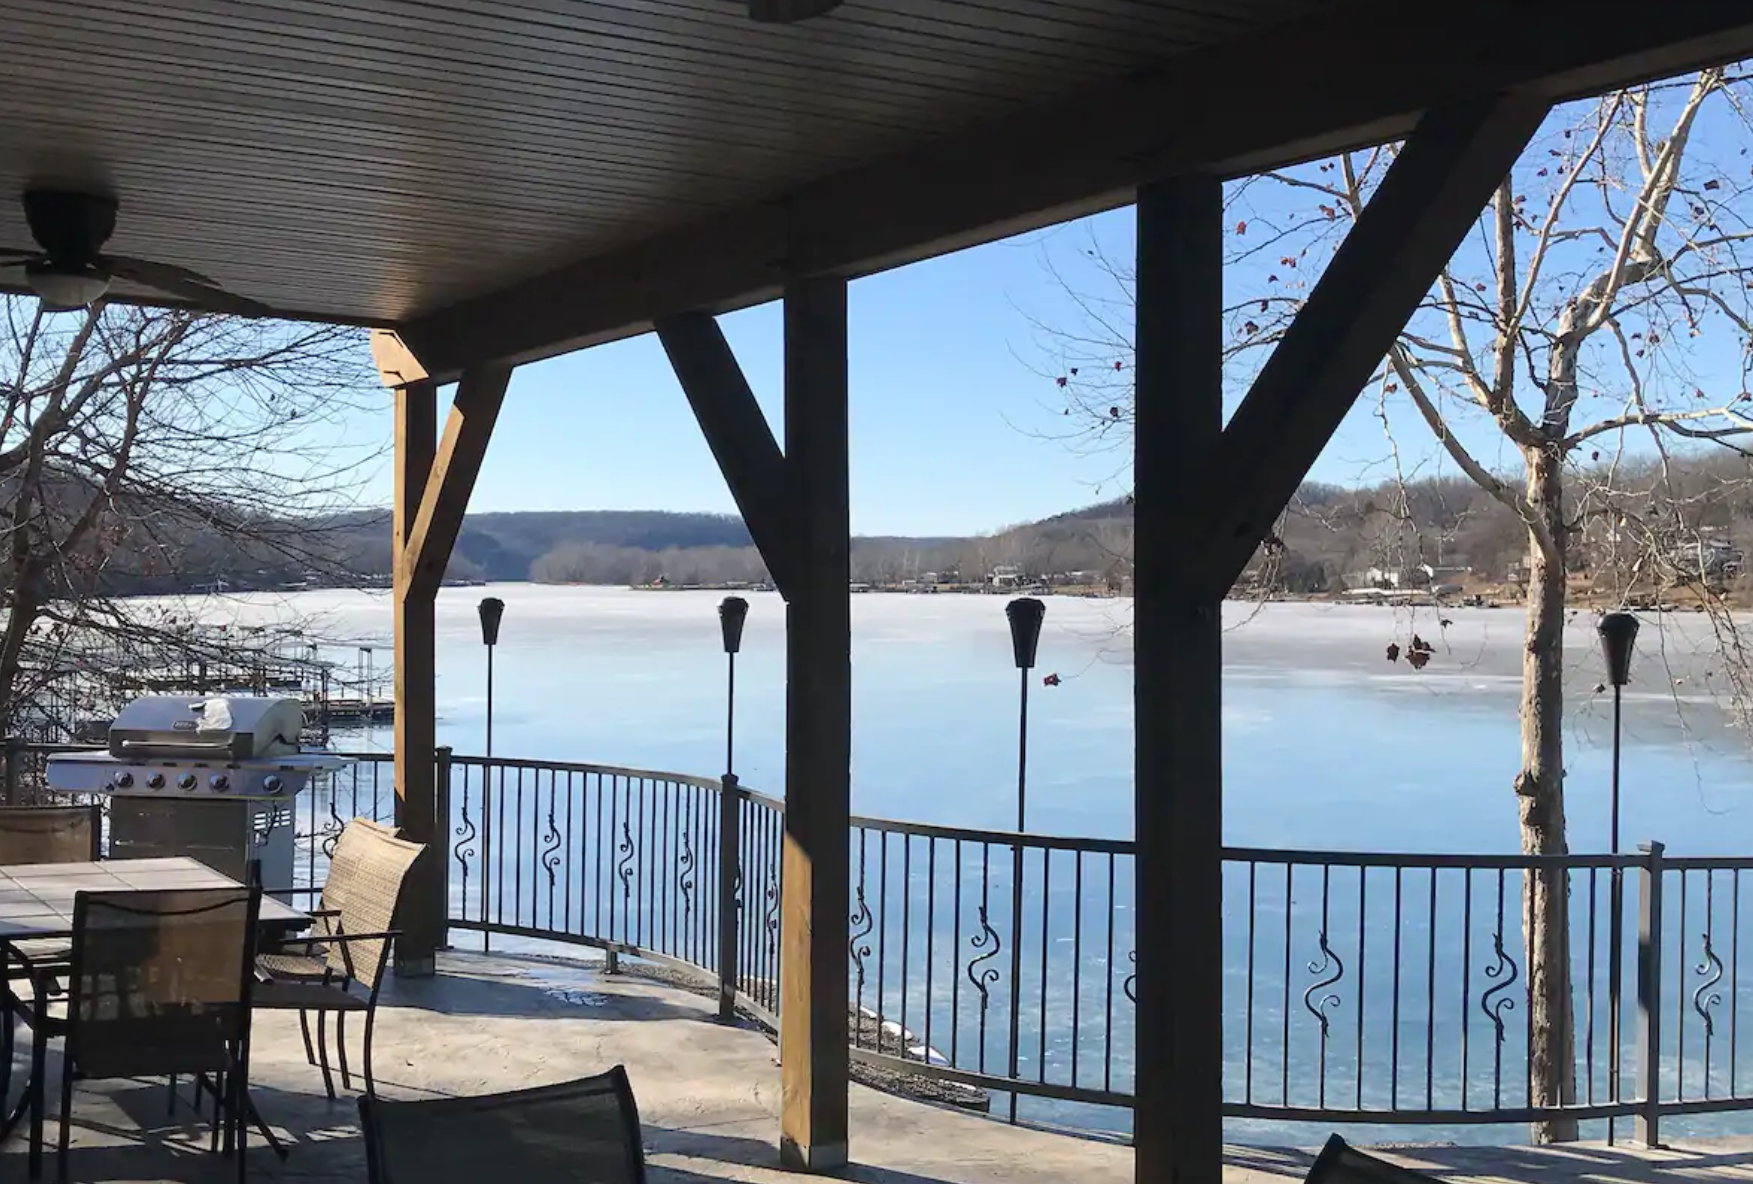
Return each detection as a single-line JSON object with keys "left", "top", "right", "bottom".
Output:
{"left": 1001, "top": 595, "right": 1044, "bottom": 1126}
{"left": 1607, "top": 681, "right": 1624, "bottom": 1145}
{"left": 485, "top": 643, "right": 495, "bottom": 763}
{"left": 727, "top": 649, "right": 737, "bottom": 776}
{"left": 1007, "top": 664, "right": 1029, "bottom": 1123}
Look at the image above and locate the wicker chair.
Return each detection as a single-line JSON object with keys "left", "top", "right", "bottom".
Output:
{"left": 358, "top": 1065, "right": 646, "bottom": 1184}
{"left": 6, "top": 886, "right": 262, "bottom": 1184}
{"left": 253, "top": 818, "right": 424, "bottom": 1097}
{"left": 1305, "top": 1136, "right": 1442, "bottom": 1184}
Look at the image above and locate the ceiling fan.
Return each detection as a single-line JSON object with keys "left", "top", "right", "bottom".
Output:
{"left": 0, "top": 189, "right": 270, "bottom": 316}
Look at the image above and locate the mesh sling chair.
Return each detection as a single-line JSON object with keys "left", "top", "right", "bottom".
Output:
{"left": 0, "top": 804, "right": 103, "bottom": 1115}
{"left": 252, "top": 818, "right": 425, "bottom": 1098}
{"left": 6, "top": 885, "right": 263, "bottom": 1184}
{"left": 358, "top": 1065, "right": 646, "bottom": 1184}
{"left": 1305, "top": 1136, "right": 1443, "bottom": 1184}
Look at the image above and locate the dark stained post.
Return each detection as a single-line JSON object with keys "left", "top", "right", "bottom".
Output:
{"left": 393, "top": 378, "right": 439, "bottom": 976}
{"left": 778, "top": 274, "right": 851, "bottom": 1171}
{"left": 1132, "top": 177, "right": 1225, "bottom": 1184}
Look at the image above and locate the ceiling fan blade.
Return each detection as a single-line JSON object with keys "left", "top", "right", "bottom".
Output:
{"left": 104, "top": 256, "right": 272, "bottom": 318}
{"left": 0, "top": 260, "right": 28, "bottom": 270}
{"left": 104, "top": 254, "right": 221, "bottom": 290}
{"left": 0, "top": 247, "right": 41, "bottom": 260}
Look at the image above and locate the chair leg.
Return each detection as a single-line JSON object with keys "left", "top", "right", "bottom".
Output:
{"left": 336, "top": 1012, "right": 352, "bottom": 1091}
{"left": 55, "top": 1051, "right": 74, "bottom": 1184}
{"left": 210, "top": 1073, "right": 224, "bottom": 1155}
{"left": 2, "top": 989, "right": 14, "bottom": 1112}
{"left": 297, "top": 1011, "right": 317, "bottom": 1066}
{"left": 232, "top": 1068, "right": 248, "bottom": 1184}
{"left": 362, "top": 1006, "right": 377, "bottom": 1097}
{"left": 28, "top": 1019, "right": 46, "bottom": 1181}
{"left": 314, "top": 1011, "right": 336, "bottom": 1100}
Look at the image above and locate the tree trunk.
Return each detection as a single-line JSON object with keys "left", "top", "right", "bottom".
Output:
{"left": 1518, "top": 445, "right": 1578, "bottom": 1143}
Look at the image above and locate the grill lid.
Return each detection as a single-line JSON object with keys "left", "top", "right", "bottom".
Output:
{"left": 108, "top": 695, "right": 305, "bottom": 761}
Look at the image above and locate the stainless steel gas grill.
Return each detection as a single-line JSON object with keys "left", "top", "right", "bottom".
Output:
{"left": 45, "top": 696, "right": 348, "bottom": 886}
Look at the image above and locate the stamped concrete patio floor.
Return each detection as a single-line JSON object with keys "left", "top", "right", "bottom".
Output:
{"left": 7, "top": 950, "right": 1753, "bottom": 1184}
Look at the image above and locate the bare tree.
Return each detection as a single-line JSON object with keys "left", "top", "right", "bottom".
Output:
{"left": 1047, "top": 68, "right": 1753, "bottom": 1142}
{"left": 0, "top": 298, "right": 376, "bottom": 738}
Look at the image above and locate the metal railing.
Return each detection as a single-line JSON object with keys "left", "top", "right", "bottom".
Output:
{"left": 7, "top": 737, "right": 1753, "bottom": 1141}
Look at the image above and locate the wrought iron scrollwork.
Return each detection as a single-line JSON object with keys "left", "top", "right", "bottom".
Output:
{"left": 1480, "top": 928, "right": 1520, "bottom": 1042}
{"left": 1122, "top": 949, "right": 1137, "bottom": 1004}
{"left": 1695, "top": 931, "right": 1726, "bottom": 1037}
{"left": 968, "top": 905, "right": 1002, "bottom": 1010}
{"left": 320, "top": 781, "right": 345, "bottom": 859}
{"left": 848, "top": 845, "right": 873, "bottom": 995}
{"left": 677, "top": 825, "right": 696, "bottom": 924}
{"left": 616, "top": 818, "right": 636, "bottom": 908}
{"left": 762, "top": 875, "right": 780, "bottom": 951}
{"left": 1303, "top": 931, "right": 1344, "bottom": 1035}
{"left": 454, "top": 775, "right": 478, "bottom": 903}
{"left": 541, "top": 782, "right": 563, "bottom": 892}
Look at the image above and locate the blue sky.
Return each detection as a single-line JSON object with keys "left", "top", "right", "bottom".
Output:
{"left": 349, "top": 207, "right": 1415, "bottom": 537}
{"left": 340, "top": 80, "right": 1753, "bottom": 538}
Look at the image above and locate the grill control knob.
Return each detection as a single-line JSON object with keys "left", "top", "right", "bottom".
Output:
{"left": 177, "top": 773, "right": 197, "bottom": 791}
{"left": 209, "top": 773, "right": 230, "bottom": 792}
{"left": 146, "top": 772, "right": 165, "bottom": 790}
{"left": 263, "top": 775, "right": 284, "bottom": 795}
{"left": 115, "top": 772, "right": 134, "bottom": 789}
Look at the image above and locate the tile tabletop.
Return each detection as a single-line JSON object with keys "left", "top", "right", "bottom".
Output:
{"left": 0, "top": 856, "right": 307, "bottom": 942}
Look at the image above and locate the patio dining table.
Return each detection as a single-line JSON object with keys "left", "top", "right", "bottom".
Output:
{"left": 0, "top": 856, "right": 309, "bottom": 1151}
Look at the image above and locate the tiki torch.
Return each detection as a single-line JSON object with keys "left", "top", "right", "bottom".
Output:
{"left": 477, "top": 597, "right": 505, "bottom": 761}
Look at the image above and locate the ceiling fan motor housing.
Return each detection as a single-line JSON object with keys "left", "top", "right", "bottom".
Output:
{"left": 23, "top": 189, "right": 118, "bottom": 267}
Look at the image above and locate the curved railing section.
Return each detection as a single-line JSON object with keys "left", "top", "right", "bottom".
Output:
{"left": 5, "top": 739, "right": 1753, "bottom": 1140}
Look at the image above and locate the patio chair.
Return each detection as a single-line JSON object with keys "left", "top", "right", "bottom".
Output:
{"left": 6, "top": 885, "right": 263, "bottom": 1184}
{"left": 0, "top": 803, "right": 102, "bottom": 866}
{"left": 357, "top": 1065, "right": 645, "bottom": 1184}
{"left": 251, "top": 818, "right": 424, "bottom": 1097}
{"left": 1305, "top": 1135, "right": 1443, "bottom": 1184}
{"left": 0, "top": 804, "right": 103, "bottom": 1109}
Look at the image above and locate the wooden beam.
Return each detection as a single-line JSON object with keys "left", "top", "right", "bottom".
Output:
{"left": 655, "top": 313, "right": 798, "bottom": 599}
{"left": 1197, "top": 95, "right": 1550, "bottom": 597}
{"left": 392, "top": 378, "right": 439, "bottom": 976}
{"left": 403, "top": 363, "right": 514, "bottom": 601}
{"left": 777, "top": 275, "right": 851, "bottom": 1172}
{"left": 395, "top": 0, "right": 1753, "bottom": 381}
{"left": 372, "top": 328, "right": 430, "bottom": 389}
{"left": 1132, "top": 178, "right": 1225, "bottom": 1184}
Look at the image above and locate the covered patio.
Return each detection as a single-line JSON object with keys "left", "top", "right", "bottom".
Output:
{"left": 6, "top": 2, "right": 1753, "bottom": 1182}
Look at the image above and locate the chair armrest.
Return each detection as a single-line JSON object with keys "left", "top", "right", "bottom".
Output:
{"left": 274, "top": 928, "right": 400, "bottom": 949}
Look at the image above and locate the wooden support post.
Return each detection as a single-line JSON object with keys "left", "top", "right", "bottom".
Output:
{"left": 658, "top": 288, "right": 850, "bottom": 1167}
{"left": 1133, "top": 177, "right": 1225, "bottom": 1184}
{"left": 393, "top": 378, "right": 439, "bottom": 976}
{"left": 778, "top": 275, "right": 851, "bottom": 1171}
{"left": 392, "top": 363, "right": 514, "bottom": 975}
